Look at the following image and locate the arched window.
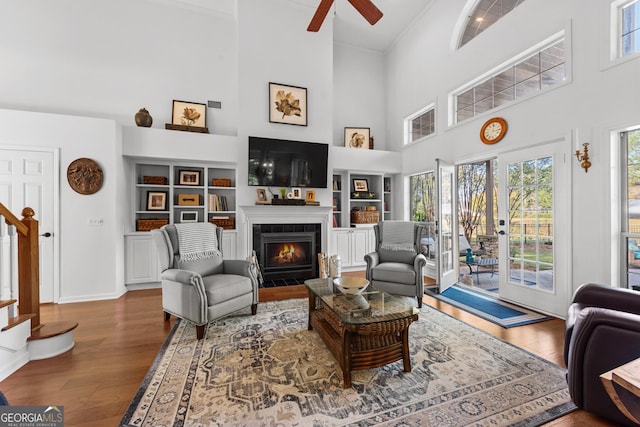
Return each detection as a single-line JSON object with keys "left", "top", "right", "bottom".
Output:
{"left": 459, "top": 0, "right": 527, "bottom": 48}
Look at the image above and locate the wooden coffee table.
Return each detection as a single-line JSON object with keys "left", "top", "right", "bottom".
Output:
{"left": 305, "top": 278, "right": 419, "bottom": 388}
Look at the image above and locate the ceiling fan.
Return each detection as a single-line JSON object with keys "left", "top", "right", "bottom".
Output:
{"left": 307, "top": 0, "right": 383, "bottom": 32}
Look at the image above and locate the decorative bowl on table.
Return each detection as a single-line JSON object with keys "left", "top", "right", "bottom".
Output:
{"left": 333, "top": 277, "right": 369, "bottom": 295}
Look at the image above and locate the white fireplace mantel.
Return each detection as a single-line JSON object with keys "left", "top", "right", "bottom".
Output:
{"left": 239, "top": 205, "right": 333, "bottom": 257}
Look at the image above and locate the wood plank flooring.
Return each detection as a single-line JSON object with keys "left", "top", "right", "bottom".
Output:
{"left": 0, "top": 272, "right": 616, "bottom": 426}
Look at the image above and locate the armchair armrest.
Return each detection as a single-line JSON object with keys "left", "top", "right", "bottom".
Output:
{"left": 161, "top": 268, "right": 202, "bottom": 284}
{"left": 566, "top": 306, "right": 640, "bottom": 408}
{"left": 222, "top": 259, "right": 252, "bottom": 277}
{"left": 364, "top": 252, "right": 379, "bottom": 281}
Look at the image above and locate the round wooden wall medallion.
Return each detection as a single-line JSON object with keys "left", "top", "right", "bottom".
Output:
{"left": 67, "top": 158, "right": 104, "bottom": 195}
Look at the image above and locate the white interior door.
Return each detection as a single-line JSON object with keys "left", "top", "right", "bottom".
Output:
{"left": 0, "top": 148, "right": 56, "bottom": 303}
{"left": 497, "top": 141, "right": 570, "bottom": 317}
{"left": 436, "top": 159, "right": 458, "bottom": 292}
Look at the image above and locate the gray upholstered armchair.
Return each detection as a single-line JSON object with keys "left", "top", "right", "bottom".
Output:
{"left": 151, "top": 222, "right": 258, "bottom": 340}
{"left": 364, "top": 221, "right": 427, "bottom": 307}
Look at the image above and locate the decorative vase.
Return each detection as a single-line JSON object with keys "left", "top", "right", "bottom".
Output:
{"left": 135, "top": 108, "right": 153, "bottom": 127}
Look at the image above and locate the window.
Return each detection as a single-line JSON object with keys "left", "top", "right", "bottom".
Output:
{"left": 454, "top": 37, "right": 565, "bottom": 124}
{"left": 404, "top": 104, "right": 435, "bottom": 145}
{"left": 409, "top": 172, "right": 435, "bottom": 222}
{"left": 619, "top": 0, "right": 640, "bottom": 57}
{"left": 621, "top": 127, "right": 640, "bottom": 289}
{"left": 459, "top": 0, "right": 527, "bottom": 47}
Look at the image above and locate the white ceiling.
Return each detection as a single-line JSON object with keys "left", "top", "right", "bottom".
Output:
{"left": 159, "top": 0, "right": 435, "bottom": 53}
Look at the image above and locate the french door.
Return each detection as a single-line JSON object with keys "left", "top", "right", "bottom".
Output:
{"left": 496, "top": 141, "right": 570, "bottom": 316}
{"left": 436, "top": 159, "right": 458, "bottom": 293}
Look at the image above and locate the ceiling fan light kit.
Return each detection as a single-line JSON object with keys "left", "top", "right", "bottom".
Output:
{"left": 307, "top": 0, "right": 383, "bottom": 32}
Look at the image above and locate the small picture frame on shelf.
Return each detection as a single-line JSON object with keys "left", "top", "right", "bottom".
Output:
{"left": 256, "top": 188, "right": 267, "bottom": 202}
{"left": 292, "top": 187, "right": 302, "bottom": 199}
{"left": 172, "top": 100, "right": 207, "bottom": 128}
{"left": 179, "top": 170, "right": 200, "bottom": 186}
{"left": 384, "top": 178, "right": 391, "bottom": 192}
{"left": 147, "top": 191, "right": 168, "bottom": 211}
{"left": 345, "top": 127, "right": 371, "bottom": 149}
{"left": 269, "top": 82, "right": 307, "bottom": 126}
{"left": 305, "top": 190, "right": 316, "bottom": 202}
{"left": 180, "top": 211, "right": 198, "bottom": 223}
{"left": 352, "top": 179, "right": 369, "bottom": 192}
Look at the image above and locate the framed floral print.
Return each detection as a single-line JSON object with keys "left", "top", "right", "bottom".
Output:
{"left": 269, "top": 82, "right": 307, "bottom": 126}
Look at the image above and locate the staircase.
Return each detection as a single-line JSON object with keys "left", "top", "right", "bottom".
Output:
{"left": 0, "top": 204, "right": 77, "bottom": 381}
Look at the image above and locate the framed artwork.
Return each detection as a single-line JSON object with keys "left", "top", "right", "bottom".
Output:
{"left": 305, "top": 190, "right": 316, "bottom": 202}
{"left": 269, "top": 82, "right": 307, "bottom": 126}
{"left": 292, "top": 187, "right": 302, "bottom": 199}
{"left": 147, "top": 191, "right": 168, "bottom": 211}
{"left": 179, "top": 170, "right": 200, "bottom": 186}
{"left": 345, "top": 127, "right": 371, "bottom": 149}
{"left": 172, "top": 100, "right": 207, "bottom": 128}
{"left": 256, "top": 188, "right": 267, "bottom": 202}
{"left": 180, "top": 211, "right": 198, "bottom": 223}
{"left": 353, "top": 179, "right": 369, "bottom": 192}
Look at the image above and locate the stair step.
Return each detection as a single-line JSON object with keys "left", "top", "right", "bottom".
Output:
{"left": 28, "top": 321, "right": 78, "bottom": 341}
{"left": 0, "top": 300, "right": 17, "bottom": 310}
{"left": 1, "top": 314, "right": 35, "bottom": 332}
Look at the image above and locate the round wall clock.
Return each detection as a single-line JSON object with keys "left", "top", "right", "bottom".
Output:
{"left": 480, "top": 117, "right": 508, "bottom": 145}
{"left": 67, "top": 158, "right": 104, "bottom": 195}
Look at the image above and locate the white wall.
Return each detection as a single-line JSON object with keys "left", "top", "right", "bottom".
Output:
{"left": 0, "top": 0, "right": 238, "bottom": 136}
{"left": 385, "top": 0, "right": 640, "bottom": 295}
{"left": 0, "top": 109, "right": 126, "bottom": 302}
{"left": 333, "top": 44, "right": 387, "bottom": 149}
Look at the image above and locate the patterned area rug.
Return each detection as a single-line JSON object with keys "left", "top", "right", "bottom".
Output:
{"left": 120, "top": 298, "right": 576, "bottom": 426}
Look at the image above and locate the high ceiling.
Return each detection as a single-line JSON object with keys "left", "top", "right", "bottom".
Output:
{"left": 159, "top": 0, "right": 436, "bottom": 53}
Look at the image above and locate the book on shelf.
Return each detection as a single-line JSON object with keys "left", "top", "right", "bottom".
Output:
{"left": 333, "top": 215, "right": 338, "bottom": 227}
{"left": 208, "top": 193, "right": 228, "bottom": 211}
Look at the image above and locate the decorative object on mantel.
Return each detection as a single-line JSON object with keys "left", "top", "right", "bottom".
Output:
{"left": 255, "top": 188, "right": 269, "bottom": 205}
{"left": 66, "top": 157, "right": 103, "bottom": 195}
{"left": 134, "top": 108, "right": 153, "bottom": 127}
{"left": 269, "top": 82, "right": 307, "bottom": 126}
{"left": 166, "top": 99, "right": 209, "bottom": 133}
{"left": 345, "top": 127, "right": 371, "bottom": 149}
{"left": 369, "top": 135, "right": 374, "bottom": 149}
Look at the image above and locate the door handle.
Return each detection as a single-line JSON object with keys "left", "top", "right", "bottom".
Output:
{"left": 40, "top": 232, "right": 52, "bottom": 237}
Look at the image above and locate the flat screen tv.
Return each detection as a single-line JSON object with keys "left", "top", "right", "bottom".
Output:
{"left": 248, "top": 136, "right": 328, "bottom": 188}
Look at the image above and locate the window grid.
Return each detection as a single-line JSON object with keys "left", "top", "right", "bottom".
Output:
{"left": 460, "top": 0, "right": 527, "bottom": 47}
{"left": 454, "top": 39, "right": 565, "bottom": 124}
{"left": 405, "top": 106, "right": 435, "bottom": 145}
{"left": 621, "top": 0, "right": 640, "bottom": 57}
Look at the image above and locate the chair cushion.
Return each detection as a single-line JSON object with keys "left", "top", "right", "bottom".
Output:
{"left": 371, "top": 262, "right": 416, "bottom": 285}
{"left": 176, "top": 255, "right": 224, "bottom": 277}
{"left": 202, "top": 274, "right": 253, "bottom": 306}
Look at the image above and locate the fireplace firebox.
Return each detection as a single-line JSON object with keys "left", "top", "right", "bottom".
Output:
{"left": 252, "top": 223, "right": 321, "bottom": 285}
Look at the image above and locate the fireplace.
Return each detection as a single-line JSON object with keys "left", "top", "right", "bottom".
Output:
{"left": 252, "top": 223, "right": 321, "bottom": 285}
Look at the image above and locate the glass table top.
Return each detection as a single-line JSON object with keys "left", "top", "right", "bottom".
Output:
{"left": 304, "top": 277, "right": 419, "bottom": 325}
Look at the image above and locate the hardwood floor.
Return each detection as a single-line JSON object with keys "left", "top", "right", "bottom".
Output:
{"left": 0, "top": 273, "right": 616, "bottom": 426}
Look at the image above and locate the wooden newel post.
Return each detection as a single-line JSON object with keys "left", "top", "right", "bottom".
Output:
{"left": 18, "top": 207, "right": 41, "bottom": 330}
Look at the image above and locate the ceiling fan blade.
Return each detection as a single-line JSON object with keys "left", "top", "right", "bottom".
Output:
{"left": 307, "top": 0, "right": 335, "bottom": 32}
{"left": 347, "top": 0, "right": 383, "bottom": 25}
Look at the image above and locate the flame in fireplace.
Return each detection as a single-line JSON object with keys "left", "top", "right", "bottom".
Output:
{"left": 276, "top": 244, "right": 299, "bottom": 264}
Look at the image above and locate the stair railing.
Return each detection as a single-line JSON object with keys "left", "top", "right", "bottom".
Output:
{"left": 0, "top": 204, "right": 40, "bottom": 330}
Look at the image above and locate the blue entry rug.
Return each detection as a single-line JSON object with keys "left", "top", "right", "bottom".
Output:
{"left": 426, "top": 285, "right": 553, "bottom": 327}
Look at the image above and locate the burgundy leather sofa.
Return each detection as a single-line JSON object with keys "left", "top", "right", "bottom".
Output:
{"left": 564, "top": 283, "right": 640, "bottom": 426}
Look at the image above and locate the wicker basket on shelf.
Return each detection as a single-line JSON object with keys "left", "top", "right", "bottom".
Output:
{"left": 210, "top": 217, "right": 235, "bottom": 230}
{"left": 350, "top": 210, "right": 379, "bottom": 224}
{"left": 142, "top": 176, "right": 168, "bottom": 185}
{"left": 211, "top": 178, "right": 232, "bottom": 187}
{"left": 136, "top": 219, "right": 169, "bottom": 231}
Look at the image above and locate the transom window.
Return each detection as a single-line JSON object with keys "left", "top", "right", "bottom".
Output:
{"left": 620, "top": 0, "right": 640, "bottom": 57}
{"left": 404, "top": 104, "right": 435, "bottom": 145}
{"left": 454, "top": 37, "right": 565, "bottom": 124}
{"left": 460, "top": 0, "right": 527, "bottom": 47}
